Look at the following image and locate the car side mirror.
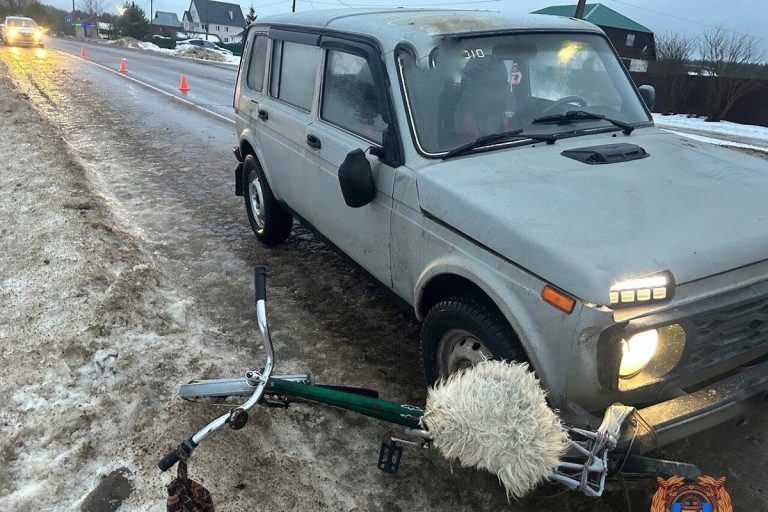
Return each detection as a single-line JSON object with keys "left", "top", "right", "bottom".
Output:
{"left": 368, "top": 124, "right": 402, "bottom": 168}
{"left": 638, "top": 85, "right": 655, "bottom": 111}
{"left": 338, "top": 149, "right": 375, "bottom": 208}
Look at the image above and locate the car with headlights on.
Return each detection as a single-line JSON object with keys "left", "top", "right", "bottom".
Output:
{"left": 1, "top": 16, "right": 44, "bottom": 47}
{"left": 231, "top": 9, "right": 768, "bottom": 450}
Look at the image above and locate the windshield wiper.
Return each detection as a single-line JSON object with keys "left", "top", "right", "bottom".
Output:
{"left": 532, "top": 110, "right": 635, "bottom": 135}
{"left": 442, "top": 129, "right": 557, "bottom": 160}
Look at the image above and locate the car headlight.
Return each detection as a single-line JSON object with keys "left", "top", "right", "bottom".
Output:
{"left": 35, "top": 29, "right": 42, "bottom": 38}
{"left": 609, "top": 271, "right": 674, "bottom": 308}
{"left": 619, "top": 329, "right": 658, "bottom": 378}
{"left": 8, "top": 28, "right": 17, "bottom": 38}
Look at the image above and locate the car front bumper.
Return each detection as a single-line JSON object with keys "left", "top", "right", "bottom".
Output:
{"left": 5, "top": 33, "right": 41, "bottom": 46}
{"left": 618, "top": 355, "right": 768, "bottom": 453}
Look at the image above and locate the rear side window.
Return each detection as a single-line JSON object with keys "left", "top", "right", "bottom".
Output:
{"left": 270, "top": 40, "right": 320, "bottom": 111}
{"left": 321, "top": 50, "right": 387, "bottom": 144}
{"left": 246, "top": 35, "right": 267, "bottom": 92}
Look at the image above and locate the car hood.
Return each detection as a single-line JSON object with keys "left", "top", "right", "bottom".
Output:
{"left": 416, "top": 128, "right": 768, "bottom": 304}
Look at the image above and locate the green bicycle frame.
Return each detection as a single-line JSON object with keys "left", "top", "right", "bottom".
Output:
{"left": 267, "top": 378, "right": 424, "bottom": 429}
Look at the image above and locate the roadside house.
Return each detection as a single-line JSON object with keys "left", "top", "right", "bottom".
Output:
{"left": 532, "top": 3, "right": 656, "bottom": 71}
{"left": 150, "top": 10, "right": 183, "bottom": 37}
{"left": 182, "top": 0, "right": 245, "bottom": 43}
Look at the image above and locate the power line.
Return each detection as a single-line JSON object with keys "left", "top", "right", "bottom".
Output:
{"left": 306, "top": 0, "right": 503, "bottom": 6}
{"left": 609, "top": 0, "right": 763, "bottom": 42}
{"left": 251, "top": 0, "right": 292, "bottom": 7}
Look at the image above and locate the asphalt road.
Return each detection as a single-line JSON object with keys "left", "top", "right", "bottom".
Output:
{"left": 2, "top": 38, "right": 766, "bottom": 510}
{"left": 47, "top": 36, "right": 239, "bottom": 121}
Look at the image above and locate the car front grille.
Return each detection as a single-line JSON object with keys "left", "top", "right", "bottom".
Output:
{"left": 9, "top": 33, "right": 35, "bottom": 41}
{"left": 674, "top": 294, "right": 768, "bottom": 376}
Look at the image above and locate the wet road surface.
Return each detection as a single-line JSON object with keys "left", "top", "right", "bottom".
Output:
{"left": 2, "top": 41, "right": 766, "bottom": 510}
{"left": 46, "top": 37, "right": 238, "bottom": 120}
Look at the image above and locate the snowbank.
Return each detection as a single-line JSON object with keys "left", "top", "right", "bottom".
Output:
{"left": 106, "top": 36, "right": 241, "bottom": 65}
{"left": 108, "top": 36, "right": 144, "bottom": 49}
{"left": 653, "top": 114, "right": 768, "bottom": 143}
{"left": 661, "top": 130, "right": 768, "bottom": 153}
{"left": 175, "top": 46, "right": 229, "bottom": 63}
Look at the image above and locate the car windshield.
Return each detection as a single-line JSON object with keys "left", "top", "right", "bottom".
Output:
{"left": 397, "top": 32, "right": 651, "bottom": 155}
{"left": 7, "top": 18, "right": 37, "bottom": 28}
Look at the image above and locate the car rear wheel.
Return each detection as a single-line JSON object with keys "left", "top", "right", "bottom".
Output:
{"left": 421, "top": 296, "right": 527, "bottom": 385}
{"left": 243, "top": 155, "right": 292, "bottom": 244}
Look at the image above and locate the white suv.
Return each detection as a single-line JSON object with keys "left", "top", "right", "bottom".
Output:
{"left": 232, "top": 9, "right": 768, "bottom": 449}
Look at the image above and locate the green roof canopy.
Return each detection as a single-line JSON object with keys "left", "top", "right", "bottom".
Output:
{"left": 532, "top": 3, "right": 653, "bottom": 34}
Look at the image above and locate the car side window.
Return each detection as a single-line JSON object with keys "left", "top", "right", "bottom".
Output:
{"left": 269, "top": 40, "right": 320, "bottom": 111}
{"left": 321, "top": 50, "right": 387, "bottom": 144}
{"left": 246, "top": 35, "right": 268, "bottom": 92}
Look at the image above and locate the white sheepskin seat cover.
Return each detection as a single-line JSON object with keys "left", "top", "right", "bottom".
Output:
{"left": 421, "top": 360, "right": 568, "bottom": 499}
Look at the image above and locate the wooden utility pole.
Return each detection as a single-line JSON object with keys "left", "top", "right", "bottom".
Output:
{"left": 292, "top": 0, "right": 296, "bottom": 12}
{"left": 574, "top": 0, "right": 587, "bottom": 19}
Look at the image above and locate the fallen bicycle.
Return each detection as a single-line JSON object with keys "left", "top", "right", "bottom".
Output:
{"left": 159, "top": 267, "right": 700, "bottom": 505}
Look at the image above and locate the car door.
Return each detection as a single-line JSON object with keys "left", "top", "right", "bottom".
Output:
{"left": 304, "top": 39, "right": 399, "bottom": 286}
{"left": 253, "top": 31, "right": 321, "bottom": 220}
{"left": 234, "top": 28, "right": 267, "bottom": 141}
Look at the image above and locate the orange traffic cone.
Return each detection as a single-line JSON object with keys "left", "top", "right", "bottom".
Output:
{"left": 178, "top": 74, "right": 189, "bottom": 92}
{"left": 79, "top": 47, "right": 87, "bottom": 58}
{"left": 118, "top": 58, "right": 127, "bottom": 73}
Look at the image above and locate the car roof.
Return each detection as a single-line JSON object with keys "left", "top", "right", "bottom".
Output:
{"left": 254, "top": 8, "right": 602, "bottom": 53}
{"left": 6, "top": 16, "right": 35, "bottom": 21}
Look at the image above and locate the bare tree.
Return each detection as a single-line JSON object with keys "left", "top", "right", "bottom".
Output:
{"left": 652, "top": 31, "right": 694, "bottom": 112}
{"left": 79, "top": 0, "right": 103, "bottom": 17}
{"left": 4, "top": 0, "right": 34, "bottom": 12}
{"left": 656, "top": 31, "right": 694, "bottom": 67}
{"left": 699, "top": 27, "right": 766, "bottom": 121}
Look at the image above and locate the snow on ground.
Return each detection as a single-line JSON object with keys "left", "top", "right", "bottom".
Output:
{"left": 108, "top": 37, "right": 240, "bottom": 66}
{"left": 653, "top": 113, "right": 768, "bottom": 143}
{"left": 661, "top": 129, "right": 768, "bottom": 152}
{"left": 0, "top": 56, "right": 212, "bottom": 512}
{"left": 107, "top": 36, "right": 144, "bottom": 49}
{"left": 174, "top": 46, "right": 237, "bottom": 64}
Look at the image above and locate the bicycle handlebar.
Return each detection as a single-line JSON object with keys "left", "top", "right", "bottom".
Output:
{"left": 159, "top": 266, "right": 273, "bottom": 472}
{"left": 254, "top": 266, "right": 266, "bottom": 302}
{"left": 158, "top": 437, "right": 197, "bottom": 472}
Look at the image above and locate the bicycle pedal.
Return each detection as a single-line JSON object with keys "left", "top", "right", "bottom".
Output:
{"left": 378, "top": 439, "right": 403, "bottom": 474}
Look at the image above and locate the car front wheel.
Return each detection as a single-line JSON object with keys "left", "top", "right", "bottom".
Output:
{"left": 243, "top": 155, "right": 292, "bottom": 244}
{"left": 421, "top": 296, "right": 526, "bottom": 385}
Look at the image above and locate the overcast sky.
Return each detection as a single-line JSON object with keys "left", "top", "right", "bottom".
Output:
{"left": 46, "top": 0, "right": 768, "bottom": 56}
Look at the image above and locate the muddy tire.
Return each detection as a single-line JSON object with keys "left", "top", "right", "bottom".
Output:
{"left": 243, "top": 155, "right": 292, "bottom": 244}
{"left": 421, "top": 296, "right": 526, "bottom": 386}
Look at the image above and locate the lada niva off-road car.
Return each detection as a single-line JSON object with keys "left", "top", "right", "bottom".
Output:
{"left": 231, "top": 9, "right": 768, "bottom": 447}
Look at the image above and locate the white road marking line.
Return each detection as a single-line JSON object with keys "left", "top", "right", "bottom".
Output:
{"left": 52, "top": 48, "right": 236, "bottom": 126}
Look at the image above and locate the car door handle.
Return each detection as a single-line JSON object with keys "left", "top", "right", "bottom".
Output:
{"left": 257, "top": 109, "right": 268, "bottom": 121}
{"left": 306, "top": 134, "right": 321, "bottom": 149}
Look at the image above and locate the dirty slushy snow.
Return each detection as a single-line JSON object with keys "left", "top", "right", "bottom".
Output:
{"left": 0, "top": 59, "right": 208, "bottom": 511}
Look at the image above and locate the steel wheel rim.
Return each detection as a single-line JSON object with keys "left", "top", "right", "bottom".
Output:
{"left": 249, "top": 171, "right": 266, "bottom": 229}
{"left": 436, "top": 328, "right": 492, "bottom": 380}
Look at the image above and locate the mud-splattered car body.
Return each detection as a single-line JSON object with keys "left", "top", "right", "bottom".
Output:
{"left": 232, "top": 9, "right": 768, "bottom": 447}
